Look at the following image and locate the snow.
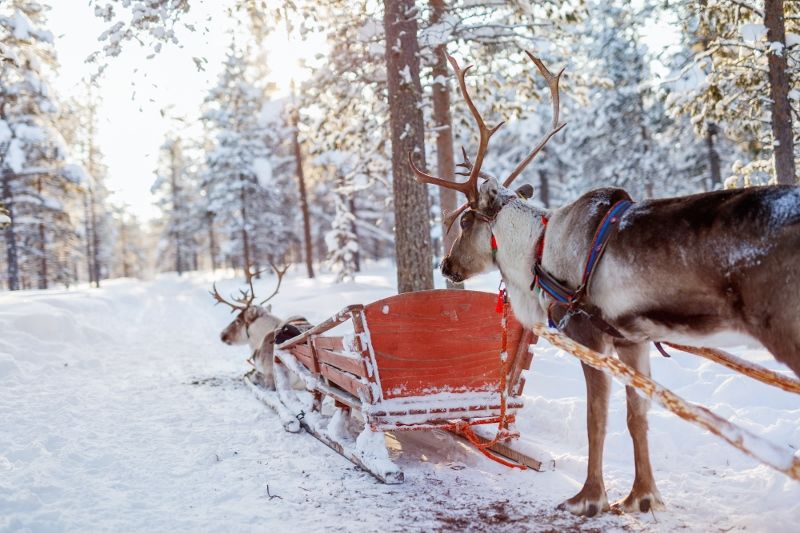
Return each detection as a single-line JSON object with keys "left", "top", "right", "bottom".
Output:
{"left": 740, "top": 23, "right": 767, "bottom": 43}
{"left": 0, "top": 119, "right": 11, "bottom": 145}
{"left": 398, "top": 64, "right": 412, "bottom": 86}
{"left": 1, "top": 263, "right": 798, "bottom": 531}
{"left": 252, "top": 157, "right": 273, "bottom": 187}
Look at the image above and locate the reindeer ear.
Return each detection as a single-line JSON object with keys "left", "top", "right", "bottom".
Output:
{"left": 516, "top": 184, "right": 534, "bottom": 199}
{"left": 265, "top": 304, "right": 272, "bottom": 313}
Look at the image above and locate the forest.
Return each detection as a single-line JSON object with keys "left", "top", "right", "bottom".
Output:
{"left": 1, "top": 0, "right": 798, "bottom": 290}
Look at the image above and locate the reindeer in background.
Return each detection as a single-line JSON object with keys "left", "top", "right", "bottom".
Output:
{"left": 410, "top": 51, "right": 800, "bottom": 517}
{"left": 212, "top": 262, "right": 310, "bottom": 388}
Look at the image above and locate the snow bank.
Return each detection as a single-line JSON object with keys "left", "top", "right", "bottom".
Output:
{"left": 0, "top": 263, "right": 798, "bottom": 531}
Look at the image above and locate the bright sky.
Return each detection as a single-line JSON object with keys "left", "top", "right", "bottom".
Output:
{"left": 46, "top": 2, "right": 677, "bottom": 222}
{"left": 47, "top": 1, "right": 322, "bottom": 222}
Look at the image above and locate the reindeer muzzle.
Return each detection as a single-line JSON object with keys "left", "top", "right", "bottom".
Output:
{"left": 440, "top": 258, "right": 464, "bottom": 283}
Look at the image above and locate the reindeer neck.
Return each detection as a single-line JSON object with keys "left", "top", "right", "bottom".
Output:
{"left": 491, "top": 199, "right": 549, "bottom": 295}
{"left": 246, "top": 308, "right": 282, "bottom": 351}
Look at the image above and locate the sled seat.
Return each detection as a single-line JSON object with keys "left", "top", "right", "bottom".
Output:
{"left": 276, "top": 289, "right": 535, "bottom": 431}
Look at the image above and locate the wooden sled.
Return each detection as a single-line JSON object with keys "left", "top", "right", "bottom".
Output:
{"left": 249, "top": 289, "right": 554, "bottom": 483}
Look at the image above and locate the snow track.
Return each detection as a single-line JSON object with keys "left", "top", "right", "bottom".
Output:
{"left": 1, "top": 265, "right": 798, "bottom": 531}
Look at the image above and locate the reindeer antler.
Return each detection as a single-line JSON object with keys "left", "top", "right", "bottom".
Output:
{"left": 210, "top": 282, "right": 248, "bottom": 313}
{"left": 209, "top": 267, "right": 261, "bottom": 312}
{"left": 502, "top": 51, "right": 566, "bottom": 187}
{"left": 408, "top": 52, "right": 504, "bottom": 210}
{"left": 259, "top": 260, "right": 289, "bottom": 305}
{"left": 413, "top": 51, "right": 566, "bottom": 233}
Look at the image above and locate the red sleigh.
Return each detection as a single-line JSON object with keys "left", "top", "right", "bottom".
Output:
{"left": 246, "top": 289, "right": 552, "bottom": 483}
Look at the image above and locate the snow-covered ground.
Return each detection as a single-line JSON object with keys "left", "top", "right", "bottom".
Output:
{"left": 1, "top": 262, "right": 798, "bottom": 532}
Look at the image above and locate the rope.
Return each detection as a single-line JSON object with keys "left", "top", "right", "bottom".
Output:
{"left": 444, "top": 289, "right": 527, "bottom": 470}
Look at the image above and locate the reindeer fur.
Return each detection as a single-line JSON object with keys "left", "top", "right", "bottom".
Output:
{"left": 442, "top": 179, "right": 800, "bottom": 516}
{"left": 220, "top": 305, "right": 283, "bottom": 385}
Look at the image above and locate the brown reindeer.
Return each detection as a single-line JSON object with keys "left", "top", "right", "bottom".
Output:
{"left": 212, "top": 262, "right": 298, "bottom": 387}
{"left": 409, "top": 52, "right": 800, "bottom": 516}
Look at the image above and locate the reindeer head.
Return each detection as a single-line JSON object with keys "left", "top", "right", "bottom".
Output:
{"left": 212, "top": 262, "right": 289, "bottom": 346}
{"left": 409, "top": 51, "right": 564, "bottom": 284}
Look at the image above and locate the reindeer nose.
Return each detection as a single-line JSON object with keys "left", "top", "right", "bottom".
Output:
{"left": 441, "top": 257, "right": 452, "bottom": 277}
{"left": 441, "top": 257, "right": 465, "bottom": 283}
{"left": 221, "top": 333, "right": 231, "bottom": 345}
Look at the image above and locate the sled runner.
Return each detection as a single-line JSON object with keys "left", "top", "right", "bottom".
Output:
{"left": 246, "top": 289, "right": 553, "bottom": 483}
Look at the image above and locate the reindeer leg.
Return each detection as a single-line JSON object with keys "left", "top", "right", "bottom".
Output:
{"left": 613, "top": 341, "right": 665, "bottom": 513}
{"left": 558, "top": 362, "right": 611, "bottom": 517}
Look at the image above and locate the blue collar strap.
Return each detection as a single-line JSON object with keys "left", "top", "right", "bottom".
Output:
{"left": 532, "top": 199, "right": 633, "bottom": 309}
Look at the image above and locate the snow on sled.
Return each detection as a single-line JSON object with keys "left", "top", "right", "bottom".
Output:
{"left": 245, "top": 289, "right": 552, "bottom": 484}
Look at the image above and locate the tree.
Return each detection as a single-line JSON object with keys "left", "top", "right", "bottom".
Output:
{"left": 669, "top": 0, "right": 798, "bottom": 186}
{"left": 1, "top": 1, "right": 85, "bottom": 290}
{"left": 203, "top": 41, "right": 299, "bottom": 273}
{"left": 152, "top": 135, "right": 198, "bottom": 275}
{"left": 428, "top": 0, "right": 461, "bottom": 288}
{"left": 59, "top": 90, "right": 115, "bottom": 287}
{"left": 384, "top": 0, "right": 434, "bottom": 292}
{"left": 765, "top": 0, "right": 796, "bottom": 184}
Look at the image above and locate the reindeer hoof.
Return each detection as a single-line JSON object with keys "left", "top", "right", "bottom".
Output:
{"left": 613, "top": 488, "right": 665, "bottom": 514}
{"left": 557, "top": 488, "right": 609, "bottom": 517}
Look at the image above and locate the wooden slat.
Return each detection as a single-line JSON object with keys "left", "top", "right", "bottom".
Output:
{"left": 314, "top": 380, "right": 362, "bottom": 411}
{"left": 313, "top": 336, "right": 345, "bottom": 352}
{"left": 316, "top": 348, "right": 368, "bottom": 378}
{"left": 363, "top": 290, "right": 525, "bottom": 399}
{"left": 508, "top": 329, "right": 535, "bottom": 395}
{"left": 290, "top": 344, "right": 315, "bottom": 371}
{"left": 277, "top": 304, "right": 363, "bottom": 350}
{"left": 320, "top": 363, "right": 372, "bottom": 403}
{"left": 350, "top": 308, "right": 379, "bottom": 405}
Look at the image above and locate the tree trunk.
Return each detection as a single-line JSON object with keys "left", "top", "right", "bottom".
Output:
{"left": 705, "top": 122, "right": 722, "bottom": 189}
{"left": 290, "top": 84, "right": 315, "bottom": 279}
{"left": 119, "top": 215, "right": 130, "bottom": 278}
{"left": 90, "top": 187, "right": 101, "bottom": 287}
{"left": 384, "top": 0, "right": 434, "bottom": 293}
{"left": 206, "top": 211, "right": 217, "bottom": 272}
{"left": 83, "top": 191, "right": 95, "bottom": 285}
{"left": 239, "top": 175, "right": 252, "bottom": 275}
{"left": 538, "top": 169, "right": 550, "bottom": 208}
{"left": 169, "top": 143, "right": 183, "bottom": 276}
{"left": 764, "top": 0, "right": 796, "bottom": 184}
{"left": 36, "top": 176, "right": 47, "bottom": 289}
{"left": 430, "top": 0, "right": 462, "bottom": 289}
{"left": 2, "top": 170, "right": 20, "bottom": 291}
{"left": 85, "top": 92, "right": 102, "bottom": 287}
{"left": 348, "top": 194, "right": 361, "bottom": 272}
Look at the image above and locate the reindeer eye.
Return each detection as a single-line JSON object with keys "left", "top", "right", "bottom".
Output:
{"left": 460, "top": 214, "right": 473, "bottom": 230}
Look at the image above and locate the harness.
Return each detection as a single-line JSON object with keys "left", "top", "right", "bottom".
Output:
{"left": 487, "top": 198, "right": 633, "bottom": 338}
{"left": 530, "top": 199, "right": 633, "bottom": 337}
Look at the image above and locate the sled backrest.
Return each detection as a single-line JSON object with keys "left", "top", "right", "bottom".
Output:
{"left": 363, "top": 289, "right": 527, "bottom": 400}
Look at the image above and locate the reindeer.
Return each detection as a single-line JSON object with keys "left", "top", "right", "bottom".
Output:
{"left": 212, "top": 262, "right": 306, "bottom": 388}
{"left": 409, "top": 51, "right": 800, "bottom": 517}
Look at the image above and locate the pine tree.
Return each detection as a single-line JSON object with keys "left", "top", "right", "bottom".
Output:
{"left": 203, "top": 41, "right": 298, "bottom": 273}
{"left": 669, "top": 0, "right": 798, "bottom": 186}
{"left": 1, "top": 1, "right": 84, "bottom": 290}
{"left": 152, "top": 135, "right": 199, "bottom": 275}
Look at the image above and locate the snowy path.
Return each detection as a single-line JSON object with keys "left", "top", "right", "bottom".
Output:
{"left": 1, "top": 265, "right": 798, "bottom": 532}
